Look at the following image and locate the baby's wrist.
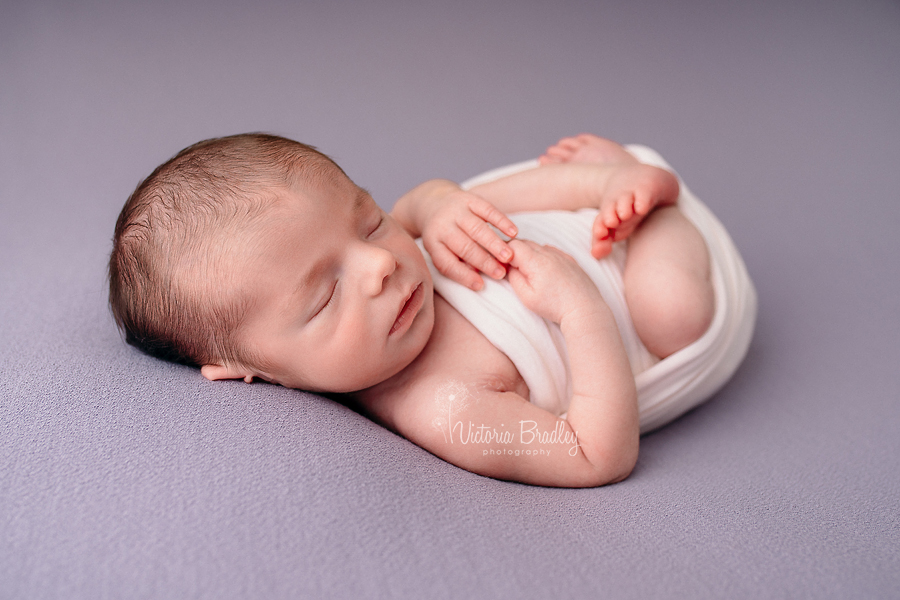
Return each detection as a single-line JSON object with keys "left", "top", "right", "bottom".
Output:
{"left": 421, "top": 179, "right": 460, "bottom": 202}
{"left": 394, "top": 179, "right": 460, "bottom": 236}
{"left": 417, "top": 179, "right": 460, "bottom": 218}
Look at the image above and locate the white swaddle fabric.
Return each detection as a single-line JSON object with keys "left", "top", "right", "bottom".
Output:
{"left": 419, "top": 145, "right": 757, "bottom": 434}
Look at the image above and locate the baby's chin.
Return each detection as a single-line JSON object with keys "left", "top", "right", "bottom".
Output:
{"left": 352, "top": 305, "right": 437, "bottom": 393}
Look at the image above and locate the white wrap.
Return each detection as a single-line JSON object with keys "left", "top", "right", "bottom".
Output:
{"left": 419, "top": 145, "right": 757, "bottom": 434}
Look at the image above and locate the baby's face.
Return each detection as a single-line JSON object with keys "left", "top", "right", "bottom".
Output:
{"left": 235, "top": 172, "right": 435, "bottom": 392}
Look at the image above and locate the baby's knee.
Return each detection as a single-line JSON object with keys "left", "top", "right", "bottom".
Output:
{"left": 662, "top": 277, "right": 714, "bottom": 354}
{"left": 627, "top": 267, "right": 714, "bottom": 358}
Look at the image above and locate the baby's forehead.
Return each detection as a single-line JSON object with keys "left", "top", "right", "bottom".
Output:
{"left": 287, "top": 158, "right": 357, "bottom": 193}
{"left": 240, "top": 179, "right": 359, "bottom": 250}
{"left": 279, "top": 169, "right": 372, "bottom": 216}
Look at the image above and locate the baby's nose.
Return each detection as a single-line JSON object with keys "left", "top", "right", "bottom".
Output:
{"left": 362, "top": 246, "right": 397, "bottom": 296}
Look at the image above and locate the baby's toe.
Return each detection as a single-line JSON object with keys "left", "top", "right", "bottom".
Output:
{"left": 613, "top": 221, "right": 638, "bottom": 242}
{"left": 558, "top": 136, "right": 582, "bottom": 150}
{"left": 575, "top": 133, "right": 600, "bottom": 145}
{"left": 616, "top": 196, "right": 635, "bottom": 221}
{"left": 603, "top": 202, "right": 622, "bottom": 228}
{"left": 592, "top": 216, "right": 612, "bottom": 241}
{"left": 544, "top": 146, "right": 573, "bottom": 162}
{"left": 591, "top": 236, "right": 614, "bottom": 259}
{"left": 633, "top": 191, "right": 655, "bottom": 215}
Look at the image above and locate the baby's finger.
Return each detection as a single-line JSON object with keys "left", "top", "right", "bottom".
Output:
{"left": 507, "top": 239, "right": 541, "bottom": 269}
{"left": 445, "top": 228, "right": 507, "bottom": 280}
{"left": 459, "top": 212, "right": 514, "bottom": 266}
{"left": 429, "top": 242, "right": 485, "bottom": 290}
{"left": 467, "top": 196, "right": 518, "bottom": 240}
{"left": 505, "top": 264, "right": 524, "bottom": 288}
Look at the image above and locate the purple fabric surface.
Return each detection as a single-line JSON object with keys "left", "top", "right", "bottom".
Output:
{"left": 2, "top": 0, "right": 898, "bottom": 598}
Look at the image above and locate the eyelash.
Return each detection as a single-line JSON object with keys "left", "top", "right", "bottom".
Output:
{"left": 370, "top": 216, "right": 385, "bottom": 236}
{"left": 314, "top": 282, "right": 337, "bottom": 318}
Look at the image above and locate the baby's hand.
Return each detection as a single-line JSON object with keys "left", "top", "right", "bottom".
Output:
{"left": 420, "top": 187, "right": 518, "bottom": 290}
{"left": 506, "top": 239, "right": 604, "bottom": 325}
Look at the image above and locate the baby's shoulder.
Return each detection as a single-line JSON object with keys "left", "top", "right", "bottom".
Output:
{"left": 356, "top": 294, "right": 529, "bottom": 430}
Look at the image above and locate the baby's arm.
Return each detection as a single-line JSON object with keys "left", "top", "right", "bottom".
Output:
{"left": 502, "top": 239, "right": 639, "bottom": 483}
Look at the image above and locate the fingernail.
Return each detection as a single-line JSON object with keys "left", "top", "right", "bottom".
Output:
{"left": 493, "top": 268, "right": 505, "bottom": 278}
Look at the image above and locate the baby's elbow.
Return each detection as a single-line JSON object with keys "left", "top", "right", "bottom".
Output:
{"left": 585, "top": 439, "right": 639, "bottom": 487}
{"left": 603, "top": 458, "right": 638, "bottom": 486}
{"left": 567, "top": 459, "right": 635, "bottom": 488}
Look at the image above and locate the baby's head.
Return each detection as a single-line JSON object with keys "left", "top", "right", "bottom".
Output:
{"left": 110, "top": 133, "right": 434, "bottom": 393}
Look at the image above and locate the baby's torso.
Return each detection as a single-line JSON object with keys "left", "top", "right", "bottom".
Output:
{"left": 355, "top": 293, "right": 530, "bottom": 430}
{"left": 415, "top": 294, "right": 529, "bottom": 400}
{"left": 425, "top": 294, "right": 530, "bottom": 399}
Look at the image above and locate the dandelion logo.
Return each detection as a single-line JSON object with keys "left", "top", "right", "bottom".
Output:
{"left": 433, "top": 379, "right": 470, "bottom": 442}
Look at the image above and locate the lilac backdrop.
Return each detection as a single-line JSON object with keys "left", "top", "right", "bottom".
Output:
{"left": 2, "top": 0, "right": 899, "bottom": 598}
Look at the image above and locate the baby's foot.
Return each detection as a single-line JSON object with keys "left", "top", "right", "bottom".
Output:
{"left": 538, "top": 133, "right": 637, "bottom": 166}
{"left": 591, "top": 163, "right": 677, "bottom": 258}
{"left": 540, "top": 133, "right": 678, "bottom": 258}
{"left": 591, "top": 190, "right": 646, "bottom": 257}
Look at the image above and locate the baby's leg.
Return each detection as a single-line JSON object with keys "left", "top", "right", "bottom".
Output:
{"left": 623, "top": 206, "right": 714, "bottom": 358}
{"left": 540, "top": 134, "right": 713, "bottom": 354}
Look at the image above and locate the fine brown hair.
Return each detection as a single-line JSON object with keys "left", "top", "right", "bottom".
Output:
{"left": 108, "top": 133, "right": 344, "bottom": 369}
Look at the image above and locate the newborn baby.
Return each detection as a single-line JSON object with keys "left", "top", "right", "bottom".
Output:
{"left": 109, "top": 133, "right": 755, "bottom": 487}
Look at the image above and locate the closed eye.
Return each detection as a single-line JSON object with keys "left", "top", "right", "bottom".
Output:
{"left": 368, "top": 215, "right": 385, "bottom": 237}
{"left": 312, "top": 281, "right": 338, "bottom": 318}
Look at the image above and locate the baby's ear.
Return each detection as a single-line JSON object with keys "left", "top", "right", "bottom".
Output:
{"left": 201, "top": 363, "right": 252, "bottom": 382}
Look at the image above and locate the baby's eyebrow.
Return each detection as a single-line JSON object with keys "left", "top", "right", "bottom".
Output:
{"left": 353, "top": 187, "right": 372, "bottom": 214}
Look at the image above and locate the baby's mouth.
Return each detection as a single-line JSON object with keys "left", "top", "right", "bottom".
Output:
{"left": 390, "top": 283, "right": 423, "bottom": 336}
